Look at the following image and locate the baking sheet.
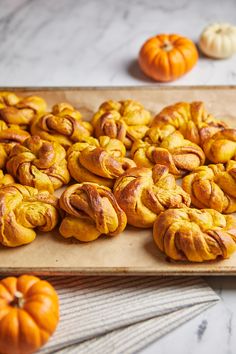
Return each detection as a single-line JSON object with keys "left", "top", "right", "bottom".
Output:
{"left": 0, "top": 86, "right": 236, "bottom": 276}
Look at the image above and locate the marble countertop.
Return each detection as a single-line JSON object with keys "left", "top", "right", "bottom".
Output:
{"left": 0, "top": 1, "right": 236, "bottom": 353}
{"left": 1, "top": 0, "right": 236, "bottom": 86}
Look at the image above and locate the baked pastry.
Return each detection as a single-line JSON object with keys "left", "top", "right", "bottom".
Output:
{"left": 0, "top": 184, "right": 59, "bottom": 247}
{"left": 0, "top": 121, "right": 30, "bottom": 169}
{"left": 59, "top": 182, "right": 127, "bottom": 242}
{"left": 153, "top": 208, "right": 236, "bottom": 262}
{"left": 131, "top": 131, "right": 205, "bottom": 178}
{"left": 0, "top": 170, "right": 14, "bottom": 187}
{"left": 149, "top": 101, "right": 226, "bottom": 146}
{"left": 92, "top": 99, "right": 152, "bottom": 149}
{"left": 203, "top": 129, "right": 236, "bottom": 163}
{"left": 182, "top": 161, "right": 236, "bottom": 213}
{"left": 6, "top": 135, "right": 70, "bottom": 193}
{"left": 0, "top": 91, "right": 46, "bottom": 127}
{"left": 31, "top": 102, "right": 93, "bottom": 149}
{"left": 114, "top": 164, "right": 191, "bottom": 228}
{"left": 67, "top": 136, "right": 136, "bottom": 187}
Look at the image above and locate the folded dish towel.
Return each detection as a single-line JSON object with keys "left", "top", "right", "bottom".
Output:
{"left": 40, "top": 276, "right": 219, "bottom": 354}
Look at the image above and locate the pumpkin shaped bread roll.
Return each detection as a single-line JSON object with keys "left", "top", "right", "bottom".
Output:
{"left": 0, "top": 184, "right": 59, "bottom": 247}
{"left": 6, "top": 135, "right": 70, "bottom": 193}
{"left": 0, "top": 91, "right": 46, "bottom": 127}
{"left": 92, "top": 99, "right": 152, "bottom": 149}
{"left": 31, "top": 102, "right": 93, "bottom": 149}
{"left": 203, "top": 129, "right": 236, "bottom": 163}
{"left": 149, "top": 101, "right": 226, "bottom": 146}
{"left": 153, "top": 208, "right": 236, "bottom": 262}
{"left": 113, "top": 164, "right": 190, "bottom": 228}
{"left": 131, "top": 132, "right": 205, "bottom": 178}
{"left": 67, "top": 136, "right": 136, "bottom": 187}
{"left": 182, "top": 161, "right": 236, "bottom": 213}
{"left": 59, "top": 183, "right": 127, "bottom": 242}
{"left": 0, "top": 120, "right": 30, "bottom": 169}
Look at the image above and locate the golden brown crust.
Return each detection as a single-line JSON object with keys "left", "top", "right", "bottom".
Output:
{"left": 203, "top": 129, "right": 236, "bottom": 163}
{"left": 0, "top": 91, "right": 47, "bottom": 126}
{"left": 6, "top": 135, "right": 70, "bottom": 193}
{"left": 0, "top": 184, "right": 59, "bottom": 247}
{"left": 0, "top": 120, "right": 30, "bottom": 169}
{"left": 149, "top": 101, "right": 226, "bottom": 145}
{"left": 153, "top": 208, "right": 236, "bottom": 262}
{"left": 0, "top": 121, "right": 30, "bottom": 144}
{"left": 114, "top": 164, "right": 191, "bottom": 228}
{"left": 31, "top": 102, "right": 93, "bottom": 149}
{"left": 59, "top": 182, "right": 127, "bottom": 241}
{"left": 182, "top": 161, "right": 236, "bottom": 213}
{"left": 0, "top": 170, "right": 14, "bottom": 187}
{"left": 131, "top": 132, "right": 205, "bottom": 178}
{"left": 92, "top": 100, "right": 152, "bottom": 149}
{"left": 67, "top": 136, "right": 136, "bottom": 187}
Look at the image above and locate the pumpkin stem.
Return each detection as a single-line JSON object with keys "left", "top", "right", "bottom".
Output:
{"left": 162, "top": 41, "right": 173, "bottom": 52}
{"left": 11, "top": 291, "right": 25, "bottom": 308}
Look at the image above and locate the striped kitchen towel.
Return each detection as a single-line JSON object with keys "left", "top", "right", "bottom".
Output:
{"left": 39, "top": 276, "right": 219, "bottom": 354}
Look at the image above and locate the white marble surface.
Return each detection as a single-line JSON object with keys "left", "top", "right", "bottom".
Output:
{"left": 0, "top": 0, "right": 236, "bottom": 86}
{"left": 0, "top": 0, "right": 236, "bottom": 353}
{"left": 144, "top": 277, "right": 236, "bottom": 354}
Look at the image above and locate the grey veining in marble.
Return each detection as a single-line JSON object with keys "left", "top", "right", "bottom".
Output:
{"left": 143, "top": 277, "right": 236, "bottom": 354}
{"left": 0, "top": 0, "right": 236, "bottom": 86}
{"left": 0, "top": 1, "right": 236, "bottom": 354}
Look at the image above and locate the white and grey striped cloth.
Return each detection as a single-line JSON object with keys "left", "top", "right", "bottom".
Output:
{"left": 39, "top": 276, "right": 219, "bottom": 354}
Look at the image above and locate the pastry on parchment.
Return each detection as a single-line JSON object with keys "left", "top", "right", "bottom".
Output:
{"left": 182, "top": 160, "right": 236, "bottom": 213}
{"left": 0, "top": 184, "right": 59, "bottom": 247}
{"left": 113, "top": 164, "right": 190, "bottom": 228}
{"left": 203, "top": 129, "right": 236, "bottom": 163}
{"left": 0, "top": 91, "right": 47, "bottom": 127}
{"left": 67, "top": 136, "right": 136, "bottom": 187}
{"left": 153, "top": 207, "right": 236, "bottom": 262}
{"left": 6, "top": 135, "right": 70, "bottom": 193}
{"left": 149, "top": 101, "right": 226, "bottom": 146}
{"left": 92, "top": 99, "right": 152, "bottom": 149}
{"left": 59, "top": 182, "right": 127, "bottom": 242}
{"left": 131, "top": 131, "right": 205, "bottom": 178}
{"left": 0, "top": 120, "right": 30, "bottom": 169}
{"left": 31, "top": 102, "right": 93, "bottom": 149}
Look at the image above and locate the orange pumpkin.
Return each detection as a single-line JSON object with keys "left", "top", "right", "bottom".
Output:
{"left": 139, "top": 34, "right": 198, "bottom": 82}
{"left": 0, "top": 275, "right": 59, "bottom": 354}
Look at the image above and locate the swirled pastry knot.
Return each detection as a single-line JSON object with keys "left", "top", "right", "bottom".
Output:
{"left": 67, "top": 136, "right": 136, "bottom": 187}
{"left": 59, "top": 183, "right": 127, "bottom": 242}
{"left": 0, "top": 91, "right": 47, "bottom": 126}
{"left": 131, "top": 131, "right": 205, "bottom": 178}
{"left": 6, "top": 135, "right": 70, "bottom": 193}
{"left": 92, "top": 99, "right": 152, "bottom": 149}
{"left": 0, "top": 184, "right": 59, "bottom": 247}
{"left": 203, "top": 129, "right": 236, "bottom": 163}
{"left": 0, "top": 120, "right": 30, "bottom": 169}
{"left": 153, "top": 208, "right": 236, "bottom": 262}
{"left": 182, "top": 161, "right": 236, "bottom": 213}
{"left": 113, "top": 164, "right": 190, "bottom": 228}
{"left": 31, "top": 102, "right": 93, "bottom": 149}
{"left": 149, "top": 101, "right": 226, "bottom": 145}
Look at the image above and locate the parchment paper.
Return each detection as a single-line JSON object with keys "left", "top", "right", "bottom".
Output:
{"left": 0, "top": 86, "right": 235, "bottom": 275}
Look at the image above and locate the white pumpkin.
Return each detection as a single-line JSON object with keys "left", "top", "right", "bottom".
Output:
{"left": 199, "top": 23, "right": 236, "bottom": 59}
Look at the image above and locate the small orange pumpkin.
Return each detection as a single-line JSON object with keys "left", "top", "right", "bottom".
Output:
{"left": 0, "top": 275, "right": 59, "bottom": 354}
{"left": 139, "top": 34, "right": 198, "bottom": 82}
